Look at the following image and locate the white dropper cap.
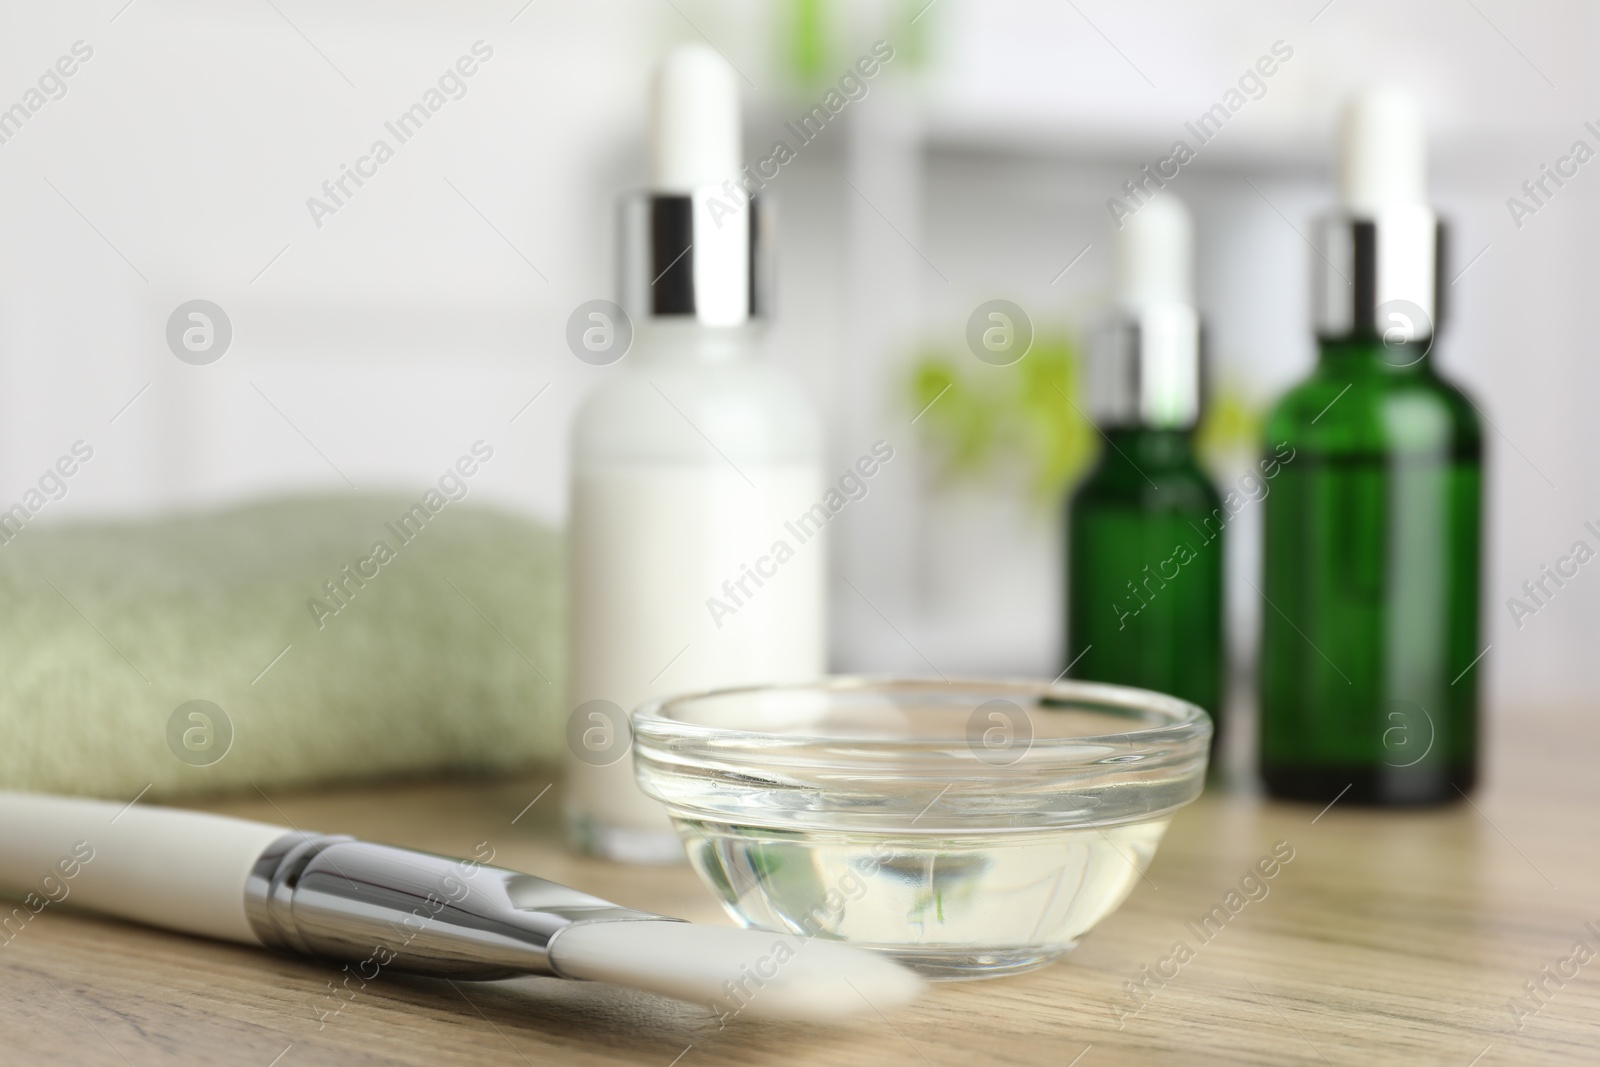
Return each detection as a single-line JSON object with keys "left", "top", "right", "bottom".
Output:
{"left": 650, "top": 44, "right": 741, "bottom": 191}
{"left": 1115, "top": 195, "right": 1194, "bottom": 311}
{"left": 1338, "top": 86, "right": 1426, "bottom": 212}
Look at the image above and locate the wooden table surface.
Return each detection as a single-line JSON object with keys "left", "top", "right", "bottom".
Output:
{"left": 4, "top": 709, "right": 1596, "bottom": 1067}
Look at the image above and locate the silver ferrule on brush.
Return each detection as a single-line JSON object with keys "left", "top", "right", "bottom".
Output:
{"left": 1312, "top": 205, "right": 1445, "bottom": 344}
{"left": 617, "top": 189, "right": 771, "bottom": 326}
{"left": 1086, "top": 302, "right": 1203, "bottom": 430}
{"left": 243, "top": 834, "right": 675, "bottom": 981}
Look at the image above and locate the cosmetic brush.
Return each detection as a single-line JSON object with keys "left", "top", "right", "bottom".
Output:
{"left": 0, "top": 793, "right": 922, "bottom": 1021}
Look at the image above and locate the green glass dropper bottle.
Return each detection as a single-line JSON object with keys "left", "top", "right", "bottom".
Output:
{"left": 1258, "top": 87, "right": 1482, "bottom": 805}
{"left": 1065, "top": 196, "right": 1226, "bottom": 748}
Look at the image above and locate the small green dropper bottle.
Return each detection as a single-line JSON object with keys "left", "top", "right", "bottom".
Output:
{"left": 1065, "top": 196, "right": 1226, "bottom": 748}
{"left": 1257, "top": 87, "right": 1482, "bottom": 805}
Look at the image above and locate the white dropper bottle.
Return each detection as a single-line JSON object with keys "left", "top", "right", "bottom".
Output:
{"left": 563, "top": 45, "right": 828, "bottom": 863}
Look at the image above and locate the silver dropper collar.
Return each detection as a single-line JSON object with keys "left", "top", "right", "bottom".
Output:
{"left": 1085, "top": 303, "right": 1203, "bottom": 430}
{"left": 1312, "top": 205, "right": 1444, "bottom": 344}
{"left": 618, "top": 188, "right": 770, "bottom": 325}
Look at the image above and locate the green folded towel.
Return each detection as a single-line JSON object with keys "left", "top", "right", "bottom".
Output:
{"left": 0, "top": 495, "right": 563, "bottom": 799}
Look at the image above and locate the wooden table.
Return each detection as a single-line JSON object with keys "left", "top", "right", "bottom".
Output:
{"left": 4, "top": 709, "right": 1595, "bottom": 1066}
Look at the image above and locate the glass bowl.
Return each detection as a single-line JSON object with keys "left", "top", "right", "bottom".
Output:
{"left": 632, "top": 677, "right": 1211, "bottom": 979}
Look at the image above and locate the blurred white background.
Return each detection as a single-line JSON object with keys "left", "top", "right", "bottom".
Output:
{"left": 0, "top": 0, "right": 1595, "bottom": 716}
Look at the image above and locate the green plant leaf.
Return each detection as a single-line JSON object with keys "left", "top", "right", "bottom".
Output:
{"left": 906, "top": 331, "right": 1095, "bottom": 505}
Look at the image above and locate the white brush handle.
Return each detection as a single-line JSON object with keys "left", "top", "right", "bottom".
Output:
{"left": 0, "top": 792, "right": 290, "bottom": 944}
{"left": 0, "top": 794, "right": 926, "bottom": 1019}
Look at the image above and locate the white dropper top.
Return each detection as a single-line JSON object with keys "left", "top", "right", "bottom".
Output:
{"left": 650, "top": 44, "right": 741, "bottom": 191}
{"left": 1338, "top": 86, "right": 1427, "bottom": 212}
{"left": 1115, "top": 195, "right": 1194, "bottom": 311}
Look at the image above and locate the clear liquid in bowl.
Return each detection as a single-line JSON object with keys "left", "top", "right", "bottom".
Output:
{"left": 679, "top": 818, "right": 1169, "bottom": 979}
